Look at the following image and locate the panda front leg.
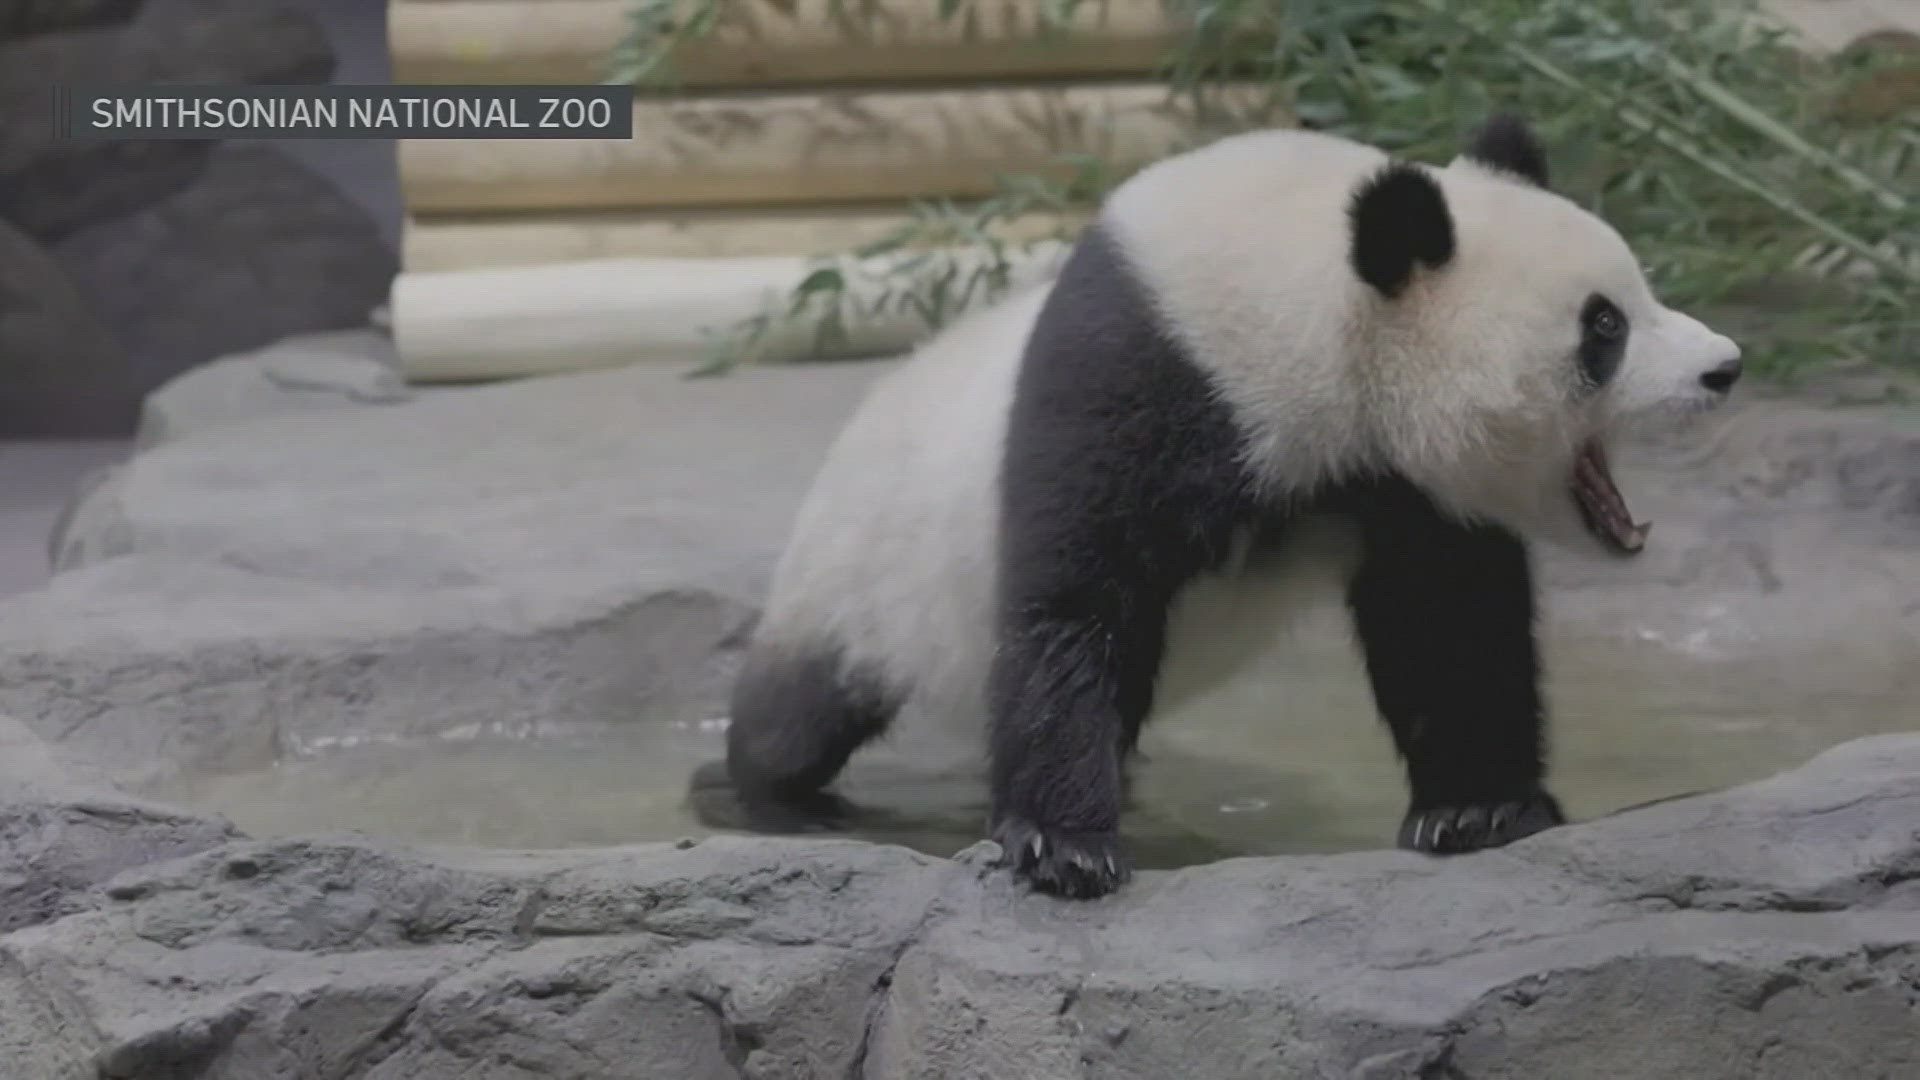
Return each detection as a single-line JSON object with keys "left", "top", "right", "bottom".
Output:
{"left": 1345, "top": 491, "right": 1567, "bottom": 854}
{"left": 986, "top": 599, "right": 1162, "bottom": 899}
{"left": 983, "top": 222, "right": 1254, "bottom": 896}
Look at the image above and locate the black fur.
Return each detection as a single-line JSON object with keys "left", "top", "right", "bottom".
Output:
{"left": 1464, "top": 113, "right": 1551, "bottom": 189}
{"left": 990, "top": 223, "right": 1257, "bottom": 898}
{"left": 1577, "top": 293, "right": 1629, "bottom": 389}
{"left": 722, "top": 640, "right": 901, "bottom": 830}
{"left": 1331, "top": 475, "right": 1564, "bottom": 851}
{"left": 991, "top": 222, "right": 1561, "bottom": 899}
{"left": 1348, "top": 163, "right": 1456, "bottom": 298}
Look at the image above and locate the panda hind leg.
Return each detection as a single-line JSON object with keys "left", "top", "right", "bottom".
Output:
{"left": 709, "top": 639, "right": 901, "bottom": 834}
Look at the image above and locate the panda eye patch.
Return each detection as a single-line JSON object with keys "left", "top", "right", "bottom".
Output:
{"left": 1577, "top": 294, "right": 1627, "bottom": 387}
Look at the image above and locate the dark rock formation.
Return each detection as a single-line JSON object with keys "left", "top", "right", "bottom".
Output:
{"left": 0, "top": 0, "right": 140, "bottom": 39}
{"left": 0, "top": 218, "right": 132, "bottom": 434}
{"left": 0, "top": 0, "right": 334, "bottom": 241}
{"left": 51, "top": 144, "right": 397, "bottom": 396}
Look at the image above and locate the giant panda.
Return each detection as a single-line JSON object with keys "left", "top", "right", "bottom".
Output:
{"left": 712, "top": 115, "right": 1744, "bottom": 899}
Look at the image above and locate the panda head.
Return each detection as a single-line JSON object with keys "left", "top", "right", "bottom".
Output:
{"left": 1345, "top": 114, "right": 1743, "bottom": 558}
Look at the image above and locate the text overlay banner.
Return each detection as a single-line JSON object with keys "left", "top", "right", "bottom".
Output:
{"left": 63, "top": 86, "right": 635, "bottom": 140}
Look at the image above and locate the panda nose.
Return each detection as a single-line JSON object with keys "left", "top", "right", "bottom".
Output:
{"left": 1700, "top": 357, "right": 1742, "bottom": 394}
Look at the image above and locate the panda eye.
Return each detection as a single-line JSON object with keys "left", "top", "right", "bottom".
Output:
{"left": 1577, "top": 294, "right": 1628, "bottom": 388}
{"left": 1582, "top": 297, "right": 1628, "bottom": 336}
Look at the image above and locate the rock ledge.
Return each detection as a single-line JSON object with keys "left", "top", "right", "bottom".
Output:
{"left": 3, "top": 727, "right": 1917, "bottom": 1079}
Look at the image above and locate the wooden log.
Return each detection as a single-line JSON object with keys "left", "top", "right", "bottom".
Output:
{"left": 390, "top": 244, "right": 1068, "bottom": 381}
{"left": 402, "top": 206, "right": 1087, "bottom": 270}
{"left": 399, "top": 81, "right": 1283, "bottom": 214}
{"left": 390, "top": 0, "right": 1179, "bottom": 87}
{"left": 391, "top": 0, "right": 1915, "bottom": 85}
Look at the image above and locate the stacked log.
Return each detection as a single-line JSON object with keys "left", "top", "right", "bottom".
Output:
{"left": 388, "top": 0, "right": 1272, "bottom": 378}
{"left": 390, "top": 0, "right": 1175, "bottom": 87}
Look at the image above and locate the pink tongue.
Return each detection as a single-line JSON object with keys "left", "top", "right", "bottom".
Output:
{"left": 1576, "top": 440, "right": 1649, "bottom": 553}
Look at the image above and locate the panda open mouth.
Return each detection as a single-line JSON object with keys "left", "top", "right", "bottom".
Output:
{"left": 1573, "top": 438, "right": 1650, "bottom": 555}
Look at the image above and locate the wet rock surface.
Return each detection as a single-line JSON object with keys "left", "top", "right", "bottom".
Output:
{"left": 0, "top": 717, "right": 237, "bottom": 935}
{"left": 1, "top": 732, "right": 1915, "bottom": 1079}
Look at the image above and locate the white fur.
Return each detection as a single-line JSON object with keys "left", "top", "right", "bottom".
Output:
{"left": 755, "top": 286, "right": 1045, "bottom": 750}
{"left": 1107, "top": 129, "right": 1741, "bottom": 550}
{"left": 752, "top": 126, "right": 1741, "bottom": 746}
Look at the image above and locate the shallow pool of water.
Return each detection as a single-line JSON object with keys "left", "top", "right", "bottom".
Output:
{"left": 143, "top": 623, "right": 1917, "bottom": 868}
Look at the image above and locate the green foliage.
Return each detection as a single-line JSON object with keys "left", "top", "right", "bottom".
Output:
{"left": 614, "top": 0, "right": 1919, "bottom": 380}
{"left": 603, "top": 0, "right": 718, "bottom": 87}
{"left": 684, "top": 155, "right": 1116, "bottom": 376}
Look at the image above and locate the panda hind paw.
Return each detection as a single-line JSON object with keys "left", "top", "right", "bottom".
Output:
{"left": 992, "top": 817, "right": 1132, "bottom": 899}
{"left": 1398, "top": 791, "right": 1565, "bottom": 855}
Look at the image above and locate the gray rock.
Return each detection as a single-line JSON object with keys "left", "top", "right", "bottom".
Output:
{"left": 1, "top": 734, "right": 1916, "bottom": 1078}
{"left": 130, "top": 327, "right": 409, "bottom": 451}
{"left": 1534, "top": 396, "right": 1920, "bottom": 664}
{"left": 0, "top": 0, "right": 333, "bottom": 240}
{"left": 50, "top": 142, "right": 397, "bottom": 399}
{"left": 42, "top": 327, "right": 408, "bottom": 565}
{"left": 0, "top": 0, "right": 139, "bottom": 38}
{"left": 2, "top": 360, "right": 890, "bottom": 789}
{"left": 0, "top": 832, "right": 952, "bottom": 1080}
{"left": 0, "top": 716, "right": 239, "bottom": 934}
{"left": 870, "top": 733, "right": 1920, "bottom": 1079}
{"left": 0, "top": 217, "right": 131, "bottom": 436}
{"left": 892, "top": 908, "right": 1920, "bottom": 1079}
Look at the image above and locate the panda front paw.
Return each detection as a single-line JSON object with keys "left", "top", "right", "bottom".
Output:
{"left": 1398, "top": 790, "right": 1564, "bottom": 854}
{"left": 992, "top": 817, "right": 1132, "bottom": 899}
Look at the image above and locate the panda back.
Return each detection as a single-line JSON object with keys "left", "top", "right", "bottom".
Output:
{"left": 1102, "top": 128, "right": 1392, "bottom": 495}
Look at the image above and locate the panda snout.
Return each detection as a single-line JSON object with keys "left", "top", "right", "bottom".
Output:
{"left": 1699, "top": 356, "right": 1743, "bottom": 394}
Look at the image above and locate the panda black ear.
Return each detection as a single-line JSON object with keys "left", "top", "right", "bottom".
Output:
{"left": 1464, "top": 113, "right": 1549, "bottom": 189}
{"left": 1347, "top": 163, "right": 1455, "bottom": 300}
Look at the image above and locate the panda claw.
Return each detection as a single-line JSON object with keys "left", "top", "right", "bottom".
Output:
{"left": 1489, "top": 804, "right": 1513, "bottom": 834}
{"left": 1399, "top": 791, "right": 1565, "bottom": 855}
{"left": 992, "top": 817, "right": 1132, "bottom": 900}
